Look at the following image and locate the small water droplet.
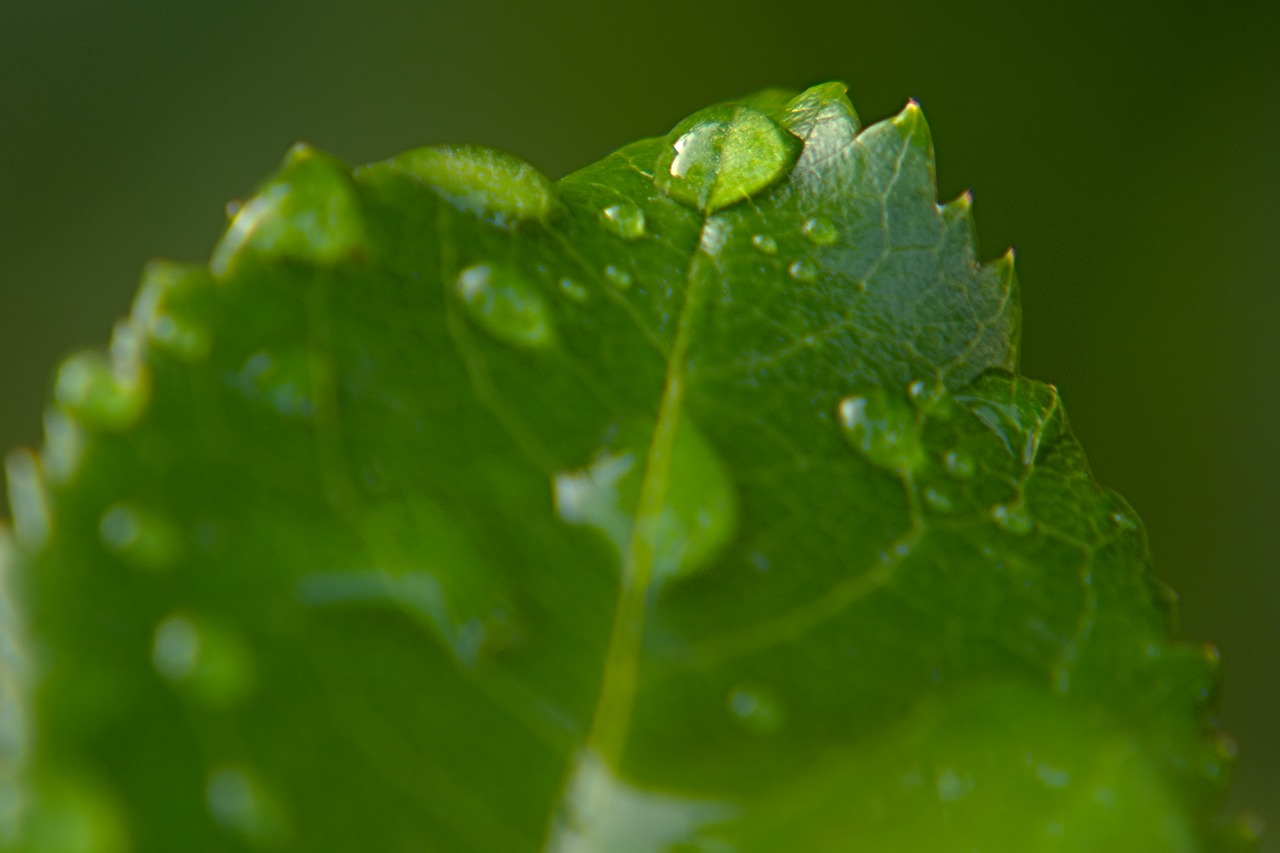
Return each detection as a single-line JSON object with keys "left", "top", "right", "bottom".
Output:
{"left": 654, "top": 104, "right": 801, "bottom": 213}
{"left": 922, "top": 486, "right": 954, "bottom": 514}
{"left": 751, "top": 234, "right": 778, "bottom": 255}
{"left": 906, "top": 377, "right": 950, "bottom": 416}
{"left": 99, "top": 503, "right": 181, "bottom": 570}
{"left": 454, "top": 263, "right": 554, "bottom": 348}
{"left": 229, "top": 350, "right": 314, "bottom": 419}
{"left": 801, "top": 215, "right": 839, "bottom": 246}
{"left": 1110, "top": 509, "right": 1137, "bottom": 530}
{"left": 207, "top": 765, "right": 289, "bottom": 845}
{"left": 726, "top": 685, "right": 784, "bottom": 734}
{"left": 54, "top": 351, "right": 150, "bottom": 431}
{"left": 942, "top": 449, "right": 976, "bottom": 479}
{"left": 991, "top": 502, "right": 1033, "bottom": 535}
{"left": 153, "top": 614, "right": 254, "bottom": 707}
{"left": 558, "top": 277, "right": 589, "bottom": 303}
{"left": 361, "top": 143, "right": 552, "bottom": 227}
{"left": 935, "top": 767, "right": 973, "bottom": 802}
{"left": 1033, "top": 762, "right": 1071, "bottom": 789}
{"left": 603, "top": 265, "right": 633, "bottom": 290}
{"left": 787, "top": 259, "right": 817, "bottom": 282}
{"left": 837, "top": 390, "right": 923, "bottom": 471}
{"left": 599, "top": 203, "right": 646, "bottom": 240}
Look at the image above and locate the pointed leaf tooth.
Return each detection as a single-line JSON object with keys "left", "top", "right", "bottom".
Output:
{"left": 52, "top": 348, "right": 150, "bottom": 432}
{"left": 210, "top": 143, "right": 367, "bottom": 277}
{"left": 130, "top": 261, "right": 216, "bottom": 361}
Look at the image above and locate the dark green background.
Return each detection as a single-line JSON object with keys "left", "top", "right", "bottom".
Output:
{"left": 2, "top": 0, "right": 1276, "bottom": 841}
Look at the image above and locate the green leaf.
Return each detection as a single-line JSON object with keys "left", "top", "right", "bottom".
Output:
{"left": 0, "top": 82, "right": 1255, "bottom": 851}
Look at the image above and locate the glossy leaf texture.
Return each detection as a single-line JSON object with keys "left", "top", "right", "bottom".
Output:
{"left": 0, "top": 83, "right": 1256, "bottom": 851}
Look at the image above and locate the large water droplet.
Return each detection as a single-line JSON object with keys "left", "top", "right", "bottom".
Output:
{"left": 991, "top": 502, "right": 1033, "bottom": 536}
{"left": 654, "top": 104, "right": 801, "bottom": 214}
{"left": 726, "top": 684, "right": 784, "bottom": 734}
{"left": 361, "top": 144, "right": 552, "bottom": 227}
{"left": 801, "top": 215, "right": 839, "bottom": 246}
{"left": 554, "top": 417, "right": 738, "bottom": 585}
{"left": 554, "top": 452, "right": 637, "bottom": 557}
{"left": 152, "top": 614, "right": 254, "bottom": 707}
{"left": 837, "top": 390, "right": 923, "bottom": 471}
{"left": 206, "top": 765, "right": 290, "bottom": 846}
{"left": 99, "top": 503, "right": 181, "bottom": 570}
{"left": 599, "top": 203, "right": 646, "bottom": 240}
{"left": 454, "top": 263, "right": 554, "bottom": 349}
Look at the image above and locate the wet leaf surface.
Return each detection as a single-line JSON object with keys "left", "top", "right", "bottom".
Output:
{"left": 0, "top": 84, "right": 1253, "bottom": 851}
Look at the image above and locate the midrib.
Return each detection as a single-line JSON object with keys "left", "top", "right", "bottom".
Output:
{"left": 580, "top": 235, "right": 715, "bottom": 767}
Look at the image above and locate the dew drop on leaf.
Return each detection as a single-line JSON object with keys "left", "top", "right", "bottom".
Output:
{"left": 837, "top": 390, "right": 923, "bottom": 472}
{"left": 654, "top": 104, "right": 801, "bottom": 214}
{"left": 750, "top": 233, "right": 778, "bottom": 255}
{"left": 787, "top": 259, "right": 817, "bottom": 282}
{"left": 454, "top": 263, "right": 554, "bottom": 349}
{"left": 603, "top": 265, "right": 633, "bottom": 290}
{"left": 942, "top": 449, "right": 977, "bottom": 480}
{"left": 599, "top": 203, "right": 646, "bottom": 240}
{"left": 361, "top": 143, "right": 553, "bottom": 227}
{"left": 206, "top": 765, "right": 290, "bottom": 846}
{"left": 98, "top": 502, "right": 181, "bottom": 570}
{"left": 152, "top": 614, "right": 254, "bottom": 707}
{"left": 990, "top": 502, "right": 1034, "bottom": 536}
{"left": 558, "top": 277, "right": 589, "bottom": 303}
{"left": 801, "top": 215, "right": 839, "bottom": 246}
{"left": 922, "top": 485, "right": 955, "bottom": 514}
{"left": 726, "top": 684, "right": 784, "bottom": 734}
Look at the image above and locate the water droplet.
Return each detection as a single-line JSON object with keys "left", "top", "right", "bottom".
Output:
{"left": 726, "top": 685, "right": 784, "bottom": 734}
{"left": 922, "top": 486, "right": 954, "bottom": 514}
{"left": 837, "top": 390, "right": 923, "bottom": 471}
{"left": 801, "top": 215, "right": 838, "bottom": 246}
{"left": 654, "top": 104, "right": 801, "bottom": 214}
{"left": 603, "top": 265, "right": 633, "bottom": 290}
{"left": 211, "top": 144, "right": 365, "bottom": 276}
{"left": 991, "top": 502, "right": 1033, "bottom": 535}
{"left": 1110, "top": 509, "right": 1137, "bottom": 530}
{"left": 99, "top": 503, "right": 181, "bottom": 570}
{"left": 229, "top": 350, "right": 314, "bottom": 419}
{"left": 54, "top": 351, "right": 150, "bottom": 431}
{"left": 554, "top": 452, "right": 637, "bottom": 557}
{"left": 207, "top": 765, "right": 289, "bottom": 846}
{"left": 787, "top": 259, "right": 817, "bottom": 282}
{"left": 1033, "top": 762, "right": 1071, "bottom": 789}
{"left": 751, "top": 234, "right": 778, "bottom": 255}
{"left": 942, "top": 449, "right": 976, "bottom": 479}
{"left": 454, "top": 263, "right": 554, "bottom": 349}
{"left": 558, "top": 277, "right": 589, "bottom": 303}
{"left": 547, "top": 751, "right": 734, "bottom": 852}
{"left": 599, "top": 203, "right": 646, "bottom": 240}
{"left": 153, "top": 614, "right": 254, "bottom": 707}
{"left": 906, "top": 377, "right": 950, "bottom": 417}
{"left": 935, "top": 767, "right": 973, "bottom": 802}
{"left": 361, "top": 143, "right": 552, "bottom": 227}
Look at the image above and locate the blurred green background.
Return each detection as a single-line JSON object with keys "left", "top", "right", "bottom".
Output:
{"left": 1, "top": 0, "right": 1276, "bottom": 842}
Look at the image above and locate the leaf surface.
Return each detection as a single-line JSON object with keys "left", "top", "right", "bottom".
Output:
{"left": 0, "top": 83, "right": 1252, "bottom": 851}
